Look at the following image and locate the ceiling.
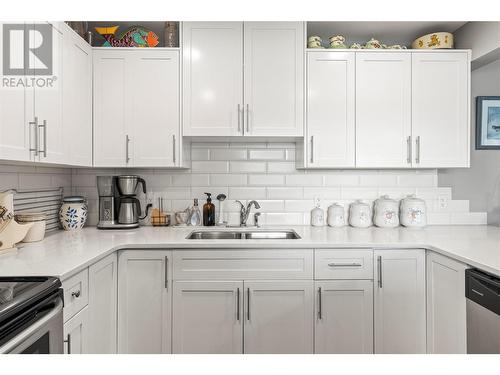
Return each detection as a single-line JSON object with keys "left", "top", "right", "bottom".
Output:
{"left": 307, "top": 21, "right": 467, "bottom": 46}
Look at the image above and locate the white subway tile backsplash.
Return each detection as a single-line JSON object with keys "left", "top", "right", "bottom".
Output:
{"left": 230, "top": 161, "right": 266, "bottom": 173}
{"left": 191, "top": 161, "right": 229, "bottom": 173}
{"left": 0, "top": 173, "right": 18, "bottom": 190}
{"left": 211, "top": 149, "right": 248, "bottom": 161}
{"left": 450, "top": 212, "right": 487, "bottom": 225}
{"left": 248, "top": 174, "right": 285, "bottom": 186}
{"left": 191, "top": 148, "right": 210, "bottom": 161}
{"left": 398, "top": 173, "right": 436, "bottom": 187}
{"left": 267, "top": 162, "right": 296, "bottom": 174}
{"left": 228, "top": 187, "right": 267, "bottom": 200}
{"left": 266, "top": 213, "right": 303, "bottom": 226}
{"left": 248, "top": 149, "right": 285, "bottom": 160}
{"left": 19, "top": 174, "right": 52, "bottom": 189}
{"left": 286, "top": 174, "right": 323, "bottom": 186}
{"left": 359, "top": 173, "right": 398, "bottom": 187}
{"left": 210, "top": 174, "right": 247, "bottom": 186}
{"left": 304, "top": 187, "right": 341, "bottom": 199}
{"left": 324, "top": 173, "right": 359, "bottom": 186}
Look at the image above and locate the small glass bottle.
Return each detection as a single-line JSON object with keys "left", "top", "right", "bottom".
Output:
{"left": 164, "top": 22, "right": 178, "bottom": 48}
{"left": 189, "top": 199, "right": 202, "bottom": 226}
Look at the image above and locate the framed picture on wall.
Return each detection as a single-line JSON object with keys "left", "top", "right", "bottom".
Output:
{"left": 476, "top": 96, "right": 500, "bottom": 149}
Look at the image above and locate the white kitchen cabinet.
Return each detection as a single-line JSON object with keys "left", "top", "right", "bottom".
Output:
{"left": 62, "top": 23, "right": 92, "bottom": 166}
{"left": 356, "top": 52, "right": 412, "bottom": 168}
{"left": 182, "top": 22, "right": 243, "bottom": 137}
{"left": 94, "top": 49, "right": 181, "bottom": 167}
{"left": 305, "top": 51, "right": 355, "bottom": 168}
{"left": 243, "top": 22, "right": 304, "bottom": 137}
{"left": 117, "top": 250, "right": 172, "bottom": 354}
{"left": 244, "top": 281, "right": 313, "bottom": 354}
{"left": 426, "top": 251, "right": 468, "bottom": 354}
{"left": 374, "top": 249, "right": 426, "bottom": 354}
{"left": 63, "top": 306, "right": 88, "bottom": 354}
{"left": 172, "top": 281, "right": 243, "bottom": 354}
{"left": 412, "top": 51, "right": 470, "bottom": 167}
{"left": 315, "top": 280, "right": 373, "bottom": 354}
{"left": 87, "top": 253, "right": 117, "bottom": 354}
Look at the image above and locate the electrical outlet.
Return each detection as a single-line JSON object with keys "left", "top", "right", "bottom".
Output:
{"left": 438, "top": 195, "right": 448, "bottom": 210}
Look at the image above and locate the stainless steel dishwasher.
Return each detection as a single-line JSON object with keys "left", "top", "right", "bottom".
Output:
{"left": 465, "top": 269, "right": 500, "bottom": 354}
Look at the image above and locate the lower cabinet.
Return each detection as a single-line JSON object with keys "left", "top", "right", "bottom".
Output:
{"left": 315, "top": 280, "right": 373, "bottom": 354}
{"left": 117, "top": 250, "right": 172, "bottom": 354}
{"left": 374, "top": 249, "right": 426, "bottom": 354}
{"left": 63, "top": 307, "right": 88, "bottom": 354}
{"left": 87, "top": 253, "right": 117, "bottom": 354}
{"left": 426, "top": 251, "right": 468, "bottom": 354}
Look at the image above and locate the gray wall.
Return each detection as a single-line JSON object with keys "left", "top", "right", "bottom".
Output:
{"left": 438, "top": 59, "right": 500, "bottom": 225}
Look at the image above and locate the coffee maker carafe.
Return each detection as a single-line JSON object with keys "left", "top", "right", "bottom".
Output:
{"left": 97, "top": 175, "right": 151, "bottom": 229}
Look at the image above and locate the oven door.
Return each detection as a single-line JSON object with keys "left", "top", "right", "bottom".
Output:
{"left": 0, "top": 298, "right": 63, "bottom": 354}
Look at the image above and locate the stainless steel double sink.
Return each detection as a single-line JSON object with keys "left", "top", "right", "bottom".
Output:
{"left": 186, "top": 229, "right": 300, "bottom": 240}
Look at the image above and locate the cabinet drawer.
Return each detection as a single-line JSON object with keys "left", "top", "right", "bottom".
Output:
{"left": 62, "top": 268, "right": 89, "bottom": 322}
{"left": 315, "top": 250, "right": 373, "bottom": 280}
{"left": 173, "top": 250, "right": 313, "bottom": 280}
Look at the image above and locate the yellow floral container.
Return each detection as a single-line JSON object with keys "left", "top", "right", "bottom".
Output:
{"left": 411, "top": 32, "right": 454, "bottom": 49}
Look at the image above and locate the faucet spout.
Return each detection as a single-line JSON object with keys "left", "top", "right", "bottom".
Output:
{"left": 235, "top": 200, "right": 261, "bottom": 226}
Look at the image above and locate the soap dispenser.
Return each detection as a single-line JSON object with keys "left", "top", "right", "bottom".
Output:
{"left": 203, "top": 193, "right": 215, "bottom": 226}
{"left": 189, "top": 198, "right": 202, "bottom": 226}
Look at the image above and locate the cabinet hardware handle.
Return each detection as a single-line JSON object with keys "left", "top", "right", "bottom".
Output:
{"left": 64, "top": 334, "right": 71, "bottom": 354}
{"left": 172, "top": 135, "right": 176, "bottom": 164}
{"left": 377, "top": 255, "right": 383, "bottom": 288}
{"left": 29, "top": 117, "right": 38, "bottom": 155}
{"left": 237, "top": 104, "right": 241, "bottom": 133}
{"left": 236, "top": 288, "right": 240, "bottom": 321}
{"left": 310, "top": 136, "right": 314, "bottom": 163}
{"left": 164, "top": 256, "right": 169, "bottom": 290}
{"left": 317, "top": 287, "right": 322, "bottom": 320}
{"left": 246, "top": 104, "right": 250, "bottom": 133}
{"left": 415, "top": 136, "right": 420, "bottom": 164}
{"left": 327, "top": 262, "right": 362, "bottom": 267}
{"left": 246, "top": 287, "right": 250, "bottom": 321}
{"left": 71, "top": 290, "right": 81, "bottom": 298}
{"left": 406, "top": 136, "right": 412, "bottom": 164}
{"left": 40, "top": 120, "right": 47, "bottom": 157}
{"left": 125, "top": 134, "right": 130, "bottom": 164}
{"left": 471, "top": 288, "right": 484, "bottom": 297}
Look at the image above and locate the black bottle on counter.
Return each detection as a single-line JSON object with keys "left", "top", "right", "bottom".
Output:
{"left": 203, "top": 192, "right": 215, "bottom": 226}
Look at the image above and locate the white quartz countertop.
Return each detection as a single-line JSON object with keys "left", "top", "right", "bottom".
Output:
{"left": 1, "top": 225, "right": 499, "bottom": 280}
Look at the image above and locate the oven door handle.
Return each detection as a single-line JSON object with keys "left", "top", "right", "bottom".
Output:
{"left": 0, "top": 298, "right": 63, "bottom": 353}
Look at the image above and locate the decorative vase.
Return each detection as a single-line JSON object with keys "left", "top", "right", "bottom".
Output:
{"left": 59, "top": 196, "right": 88, "bottom": 231}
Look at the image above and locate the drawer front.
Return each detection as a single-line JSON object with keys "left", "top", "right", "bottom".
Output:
{"left": 315, "top": 250, "right": 373, "bottom": 280}
{"left": 62, "top": 268, "right": 89, "bottom": 322}
{"left": 173, "top": 250, "right": 313, "bottom": 280}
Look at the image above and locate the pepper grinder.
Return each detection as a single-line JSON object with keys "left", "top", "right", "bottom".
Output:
{"left": 216, "top": 193, "right": 227, "bottom": 226}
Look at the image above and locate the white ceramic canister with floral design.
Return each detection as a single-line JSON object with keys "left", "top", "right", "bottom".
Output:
{"left": 373, "top": 195, "right": 400, "bottom": 228}
{"left": 400, "top": 195, "right": 427, "bottom": 228}
{"left": 327, "top": 203, "right": 346, "bottom": 227}
{"left": 348, "top": 200, "right": 373, "bottom": 228}
{"left": 59, "top": 196, "right": 88, "bottom": 230}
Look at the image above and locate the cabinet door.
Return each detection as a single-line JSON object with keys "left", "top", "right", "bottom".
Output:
{"left": 374, "top": 249, "right": 426, "bottom": 354}
{"left": 412, "top": 52, "right": 470, "bottom": 167}
{"left": 426, "top": 252, "right": 468, "bottom": 354}
{"left": 62, "top": 25, "right": 92, "bottom": 166}
{"left": 244, "top": 22, "right": 304, "bottom": 136}
{"left": 63, "top": 306, "right": 88, "bottom": 354}
{"left": 88, "top": 253, "right": 117, "bottom": 354}
{"left": 356, "top": 52, "right": 412, "bottom": 168}
{"left": 129, "top": 50, "right": 180, "bottom": 167}
{"left": 173, "top": 281, "right": 243, "bottom": 354}
{"left": 244, "top": 280, "right": 313, "bottom": 354}
{"left": 0, "top": 23, "right": 31, "bottom": 162}
{"left": 32, "top": 22, "right": 64, "bottom": 164}
{"left": 182, "top": 22, "right": 243, "bottom": 136}
{"left": 315, "top": 280, "right": 373, "bottom": 354}
{"left": 306, "top": 51, "right": 355, "bottom": 168}
{"left": 93, "top": 49, "right": 128, "bottom": 167}
{"left": 117, "top": 250, "right": 171, "bottom": 354}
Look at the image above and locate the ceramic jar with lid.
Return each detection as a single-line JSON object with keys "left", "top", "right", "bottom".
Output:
{"left": 15, "top": 212, "right": 46, "bottom": 242}
{"left": 59, "top": 196, "right": 88, "bottom": 231}
{"left": 348, "top": 200, "right": 373, "bottom": 228}
{"left": 327, "top": 203, "right": 345, "bottom": 227}
{"left": 373, "top": 195, "right": 400, "bottom": 228}
{"left": 400, "top": 195, "right": 427, "bottom": 228}
{"left": 311, "top": 199, "right": 325, "bottom": 227}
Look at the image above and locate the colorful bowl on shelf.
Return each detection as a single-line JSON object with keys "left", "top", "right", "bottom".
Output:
{"left": 411, "top": 32, "right": 453, "bottom": 49}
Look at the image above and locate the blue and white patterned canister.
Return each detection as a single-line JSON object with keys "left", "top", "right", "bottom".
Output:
{"left": 59, "top": 196, "right": 88, "bottom": 231}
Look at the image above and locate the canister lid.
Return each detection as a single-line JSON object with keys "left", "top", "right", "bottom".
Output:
{"left": 62, "top": 195, "right": 86, "bottom": 203}
{"left": 15, "top": 212, "right": 46, "bottom": 222}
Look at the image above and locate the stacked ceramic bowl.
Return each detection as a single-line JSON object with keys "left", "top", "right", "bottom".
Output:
{"left": 307, "top": 36, "right": 323, "bottom": 48}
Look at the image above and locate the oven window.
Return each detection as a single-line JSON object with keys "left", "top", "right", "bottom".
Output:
{"left": 21, "top": 332, "right": 50, "bottom": 354}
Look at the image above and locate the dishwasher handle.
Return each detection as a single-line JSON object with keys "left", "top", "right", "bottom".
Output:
{"left": 465, "top": 269, "right": 500, "bottom": 316}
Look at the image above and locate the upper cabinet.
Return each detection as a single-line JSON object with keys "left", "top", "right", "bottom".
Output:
{"left": 412, "top": 52, "right": 470, "bottom": 168}
{"left": 93, "top": 49, "right": 182, "bottom": 168}
{"left": 182, "top": 22, "right": 304, "bottom": 137}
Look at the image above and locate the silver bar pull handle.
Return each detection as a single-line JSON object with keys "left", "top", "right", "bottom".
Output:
{"left": 29, "top": 117, "right": 38, "bottom": 155}
{"left": 237, "top": 104, "right": 241, "bottom": 133}
{"left": 406, "top": 136, "right": 412, "bottom": 164}
{"left": 328, "top": 262, "right": 362, "bottom": 267}
{"left": 125, "top": 134, "right": 130, "bottom": 164}
{"left": 164, "top": 256, "right": 169, "bottom": 290}
{"left": 415, "top": 136, "right": 420, "bottom": 164}
{"left": 236, "top": 287, "right": 240, "bottom": 321}
{"left": 246, "top": 287, "right": 250, "bottom": 321}
{"left": 172, "top": 135, "right": 176, "bottom": 164}
{"left": 64, "top": 334, "right": 71, "bottom": 354}
{"left": 317, "top": 287, "right": 322, "bottom": 320}
{"left": 377, "top": 255, "right": 383, "bottom": 288}
{"left": 246, "top": 104, "right": 250, "bottom": 133}
{"left": 310, "top": 136, "right": 314, "bottom": 163}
